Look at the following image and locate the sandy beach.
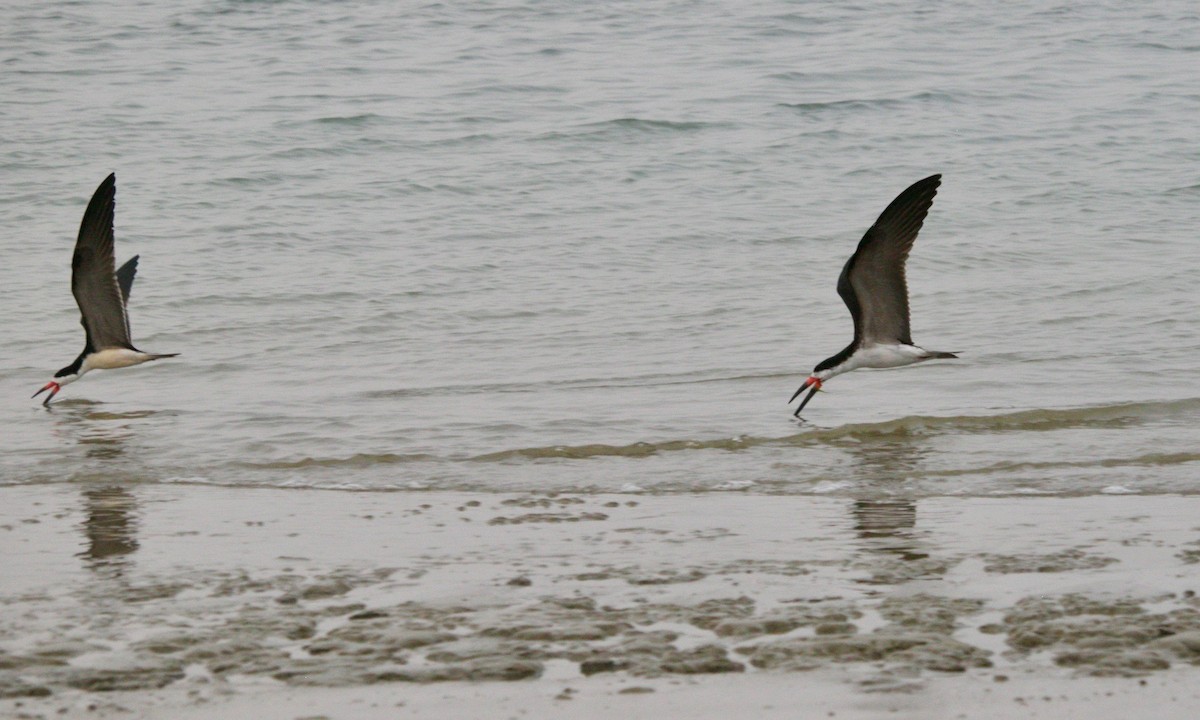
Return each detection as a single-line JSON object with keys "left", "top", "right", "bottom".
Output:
{"left": 4, "top": 484, "right": 1200, "bottom": 719}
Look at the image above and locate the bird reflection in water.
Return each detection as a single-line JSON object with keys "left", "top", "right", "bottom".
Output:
{"left": 50, "top": 406, "right": 154, "bottom": 573}
{"left": 80, "top": 485, "right": 140, "bottom": 570}
{"left": 851, "top": 498, "right": 923, "bottom": 561}
{"left": 78, "top": 412, "right": 132, "bottom": 460}
{"left": 844, "top": 437, "right": 929, "bottom": 562}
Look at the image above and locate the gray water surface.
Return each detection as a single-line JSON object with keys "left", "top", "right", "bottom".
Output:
{"left": 2, "top": 0, "right": 1197, "bottom": 497}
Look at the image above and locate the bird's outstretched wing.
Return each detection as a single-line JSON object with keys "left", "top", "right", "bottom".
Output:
{"left": 71, "top": 174, "right": 135, "bottom": 350}
{"left": 836, "top": 174, "right": 941, "bottom": 346}
{"left": 116, "top": 255, "right": 139, "bottom": 306}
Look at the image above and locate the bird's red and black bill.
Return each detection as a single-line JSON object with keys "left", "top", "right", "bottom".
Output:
{"left": 32, "top": 382, "right": 61, "bottom": 407}
{"left": 789, "top": 377, "right": 822, "bottom": 417}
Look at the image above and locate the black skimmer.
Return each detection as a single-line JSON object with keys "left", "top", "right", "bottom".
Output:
{"left": 33, "top": 174, "right": 178, "bottom": 406}
{"left": 789, "top": 174, "right": 957, "bottom": 417}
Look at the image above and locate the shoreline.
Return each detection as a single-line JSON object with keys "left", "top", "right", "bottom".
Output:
{"left": 4, "top": 484, "right": 1200, "bottom": 718}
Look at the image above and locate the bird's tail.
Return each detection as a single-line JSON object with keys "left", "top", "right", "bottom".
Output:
{"left": 924, "top": 350, "right": 959, "bottom": 359}
{"left": 144, "top": 353, "right": 180, "bottom": 361}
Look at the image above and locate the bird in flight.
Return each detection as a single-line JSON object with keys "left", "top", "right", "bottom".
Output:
{"left": 789, "top": 174, "right": 956, "bottom": 417}
{"left": 33, "top": 174, "right": 178, "bottom": 406}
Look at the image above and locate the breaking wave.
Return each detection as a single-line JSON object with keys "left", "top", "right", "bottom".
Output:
{"left": 472, "top": 398, "right": 1200, "bottom": 462}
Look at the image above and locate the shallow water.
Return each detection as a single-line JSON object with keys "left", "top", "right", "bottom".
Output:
{"left": 0, "top": 0, "right": 1197, "bottom": 498}
{"left": 6, "top": 485, "right": 1200, "bottom": 707}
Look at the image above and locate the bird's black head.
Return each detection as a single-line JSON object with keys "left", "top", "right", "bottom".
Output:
{"left": 55, "top": 353, "right": 85, "bottom": 379}
{"left": 814, "top": 343, "right": 856, "bottom": 374}
{"left": 792, "top": 345, "right": 855, "bottom": 416}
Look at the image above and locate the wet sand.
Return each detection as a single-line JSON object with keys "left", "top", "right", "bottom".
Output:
{"left": 4, "top": 484, "right": 1200, "bottom": 718}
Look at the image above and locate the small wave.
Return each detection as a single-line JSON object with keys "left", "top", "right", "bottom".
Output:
{"left": 924, "top": 451, "right": 1200, "bottom": 480}
{"left": 594, "top": 118, "right": 717, "bottom": 132}
{"left": 1134, "top": 42, "right": 1200, "bottom": 52}
{"left": 83, "top": 410, "right": 161, "bottom": 421}
{"left": 780, "top": 98, "right": 902, "bottom": 112}
{"left": 779, "top": 92, "right": 957, "bottom": 114}
{"left": 800, "top": 399, "right": 1196, "bottom": 440}
{"left": 472, "top": 437, "right": 763, "bottom": 461}
{"left": 211, "top": 174, "right": 284, "bottom": 188}
{"left": 532, "top": 117, "right": 725, "bottom": 143}
{"left": 372, "top": 367, "right": 782, "bottom": 399}
{"left": 237, "top": 453, "right": 438, "bottom": 470}
{"left": 311, "top": 113, "right": 386, "bottom": 126}
{"left": 450, "top": 84, "right": 567, "bottom": 97}
{"left": 472, "top": 398, "right": 1200, "bottom": 462}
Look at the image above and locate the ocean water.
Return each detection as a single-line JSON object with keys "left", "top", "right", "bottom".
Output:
{"left": 1, "top": 0, "right": 1197, "bottom": 498}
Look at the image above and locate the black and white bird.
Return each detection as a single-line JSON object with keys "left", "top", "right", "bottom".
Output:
{"left": 33, "top": 174, "right": 178, "bottom": 406}
{"left": 789, "top": 174, "right": 956, "bottom": 417}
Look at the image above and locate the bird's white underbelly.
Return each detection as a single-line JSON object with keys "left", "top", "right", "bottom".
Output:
{"left": 842, "top": 344, "right": 928, "bottom": 371}
{"left": 83, "top": 348, "right": 153, "bottom": 371}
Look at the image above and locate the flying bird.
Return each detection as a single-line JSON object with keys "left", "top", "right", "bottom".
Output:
{"left": 789, "top": 174, "right": 956, "bottom": 417}
{"left": 33, "top": 174, "right": 178, "bottom": 406}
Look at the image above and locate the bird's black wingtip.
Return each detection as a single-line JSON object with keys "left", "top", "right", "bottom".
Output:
{"left": 88, "top": 174, "right": 117, "bottom": 203}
